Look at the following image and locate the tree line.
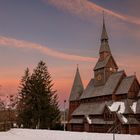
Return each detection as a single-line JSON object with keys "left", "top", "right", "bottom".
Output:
{"left": 0, "top": 61, "right": 61, "bottom": 130}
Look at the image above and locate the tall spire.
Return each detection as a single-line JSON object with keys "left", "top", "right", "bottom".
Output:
{"left": 69, "top": 65, "right": 84, "bottom": 101}
{"left": 99, "top": 12, "right": 111, "bottom": 54}
{"left": 101, "top": 12, "right": 108, "bottom": 41}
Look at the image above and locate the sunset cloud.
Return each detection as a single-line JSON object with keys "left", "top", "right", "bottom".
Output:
{"left": 45, "top": 0, "right": 140, "bottom": 25}
{"left": 0, "top": 36, "right": 97, "bottom": 62}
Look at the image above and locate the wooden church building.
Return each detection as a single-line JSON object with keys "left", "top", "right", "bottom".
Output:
{"left": 67, "top": 17, "right": 140, "bottom": 135}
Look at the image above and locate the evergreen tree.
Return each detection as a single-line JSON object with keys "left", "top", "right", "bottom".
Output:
{"left": 0, "top": 99, "right": 5, "bottom": 110}
{"left": 17, "top": 68, "right": 32, "bottom": 128}
{"left": 17, "top": 61, "right": 60, "bottom": 129}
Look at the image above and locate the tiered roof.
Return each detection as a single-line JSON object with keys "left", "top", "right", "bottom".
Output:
{"left": 81, "top": 71, "right": 124, "bottom": 99}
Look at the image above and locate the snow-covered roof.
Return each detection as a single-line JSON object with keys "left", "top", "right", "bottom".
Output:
{"left": 85, "top": 115, "right": 92, "bottom": 124}
{"left": 130, "top": 102, "right": 137, "bottom": 114}
{"left": 108, "top": 102, "right": 125, "bottom": 113}
{"left": 121, "top": 115, "right": 128, "bottom": 123}
{"left": 108, "top": 100, "right": 134, "bottom": 114}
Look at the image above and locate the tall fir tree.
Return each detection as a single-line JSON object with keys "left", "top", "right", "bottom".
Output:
{"left": 17, "top": 68, "right": 33, "bottom": 128}
{"left": 17, "top": 61, "right": 60, "bottom": 129}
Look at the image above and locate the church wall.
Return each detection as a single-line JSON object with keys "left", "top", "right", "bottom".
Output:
{"left": 128, "top": 80, "right": 140, "bottom": 99}
{"left": 114, "top": 94, "right": 127, "bottom": 101}
{"left": 68, "top": 101, "right": 80, "bottom": 121}
{"left": 70, "top": 124, "right": 84, "bottom": 132}
{"left": 129, "top": 125, "right": 140, "bottom": 135}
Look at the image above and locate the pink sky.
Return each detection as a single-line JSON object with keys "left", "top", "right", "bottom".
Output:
{"left": 0, "top": 0, "right": 140, "bottom": 108}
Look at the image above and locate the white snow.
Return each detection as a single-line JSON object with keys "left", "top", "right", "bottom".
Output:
{"left": 0, "top": 129, "right": 140, "bottom": 140}
{"left": 130, "top": 102, "right": 137, "bottom": 114}
{"left": 121, "top": 115, "right": 128, "bottom": 123}
{"left": 108, "top": 102, "right": 125, "bottom": 114}
{"left": 86, "top": 115, "right": 92, "bottom": 124}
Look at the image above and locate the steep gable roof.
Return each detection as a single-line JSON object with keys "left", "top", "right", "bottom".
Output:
{"left": 94, "top": 55, "right": 118, "bottom": 70}
{"left": 81, "top": 71, "right": 124, "bottom": 99}
{"left": 99, "top": 42, "right": 110, "bottom": 54}
{"left": 94, "top": 55, "right": 110, "bottom": 70}
{"left": 115, "top": 76, "right": 135, "bottom": 95}
{"left": 69, "top": 67, "right": 84, "bottom": 101}
{"left": 103, "top": 71, "right": 124, "bottom": 95}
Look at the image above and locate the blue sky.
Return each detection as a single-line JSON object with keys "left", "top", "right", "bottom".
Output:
{"left": 0, "top": 0, "right": 140, "bottom": 107}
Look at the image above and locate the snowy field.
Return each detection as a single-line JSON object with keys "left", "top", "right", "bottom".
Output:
{"left": 0, "top": 129, "right": 140, "bottom": 140}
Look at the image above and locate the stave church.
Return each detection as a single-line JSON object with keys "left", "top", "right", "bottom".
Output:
{"left": 67, "top": 17, "right": 140, "bottom": 135}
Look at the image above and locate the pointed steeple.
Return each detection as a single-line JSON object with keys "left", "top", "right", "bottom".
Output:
{"left": 94, "top": 14, "right": 118, "bottom": 86}
{"left": 101, "top": 14, "right": 108, "bottom": 41}
{"left": 69, "top": 65, "right": 84, "bottom": 101}
{"left": 99, "top": 13, "right": 111, "bottom": 54}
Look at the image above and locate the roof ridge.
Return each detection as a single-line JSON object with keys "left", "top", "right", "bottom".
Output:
{"left": 124, "top": 75, "right": 136, "bottom": 79}
{"left": 110, "top": 70, "right": 124, "bottom": 76}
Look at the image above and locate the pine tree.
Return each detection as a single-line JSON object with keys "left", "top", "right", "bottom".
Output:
{"left": 17, "top": 61, "right": 60, "bottom": 129}
{"left": 17, "top": 68, "right": 32, "bottom": 128}
{"left": 0, "top": 99, "right": 5, "bottom": 110}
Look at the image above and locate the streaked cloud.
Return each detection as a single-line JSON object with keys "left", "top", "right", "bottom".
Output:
{"left": 0, "top": 36, "right": 97, "bottom": 62}
{"left": 45, "top": 0, "right": 140, "bottom": 25}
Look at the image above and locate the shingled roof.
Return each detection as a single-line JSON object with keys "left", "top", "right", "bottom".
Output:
{"left": 94, "top": 55, "right": 110, "bottom": 70}
{"left": 69, "top": 67, "right": 84, "bottom": 101}
{"left": 117, "top": 113, "right": 139, "bottom": 125}
{"left": 72, "top": 102, "right": 106, "bottom": 116}
{"left": 81, "top": 71, "right": 124, "bottom": 99}
{"left": 115, "top": 76, "right": 135, "bottom": 95}
{"left": 101, "top": 17, "right": 108, "bottom": 41}
{"left": 69, "top": 118, "right": 83, "bottom": 124}
{"left": 89, "top": 118, "right": 113, "bottom": 125}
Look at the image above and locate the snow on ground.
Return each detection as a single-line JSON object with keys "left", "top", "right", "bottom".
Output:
{"left": 0, "top": 129, "right": 140, "bottom": 140}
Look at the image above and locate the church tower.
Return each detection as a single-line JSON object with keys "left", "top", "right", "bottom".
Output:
{"left": 68, "top": 66, "right": 84, "bottom": 120}
{"left": 94, "top": 16, "right": 118, "bottom": 87}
